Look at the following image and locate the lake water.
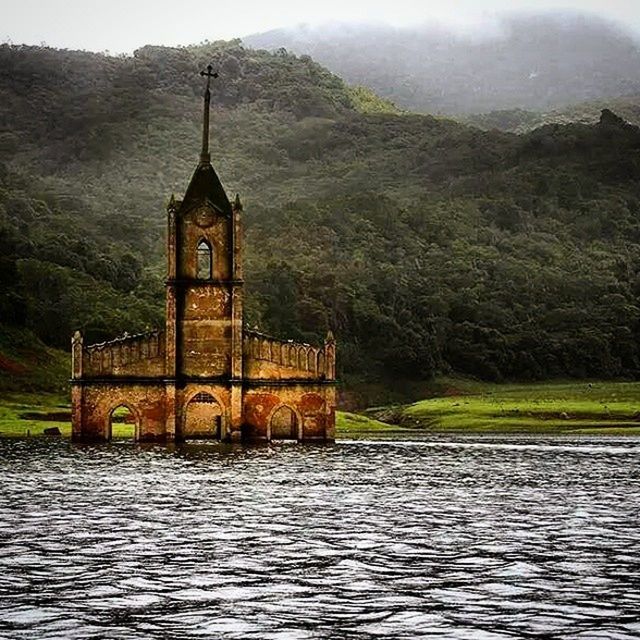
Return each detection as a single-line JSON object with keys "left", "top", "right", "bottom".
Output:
{"left": 0, "top": 436, "right": 639, "bottom": 639}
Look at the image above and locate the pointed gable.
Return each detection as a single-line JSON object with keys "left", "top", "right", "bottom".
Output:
{"left": 181, "top": 161, "right": 232, "bottom": 216}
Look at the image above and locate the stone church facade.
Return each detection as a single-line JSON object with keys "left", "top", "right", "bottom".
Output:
{"left": 70, "top": 69, "right": 336, "bottom": 443}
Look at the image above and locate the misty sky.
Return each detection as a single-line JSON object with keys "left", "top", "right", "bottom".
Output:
{"left": 1, "top": 0, "right": 639, "bottom": 53}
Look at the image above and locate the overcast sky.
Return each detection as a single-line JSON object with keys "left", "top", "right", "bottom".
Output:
{"left": 1, "top": 0, "right": 639, "bottom": 53}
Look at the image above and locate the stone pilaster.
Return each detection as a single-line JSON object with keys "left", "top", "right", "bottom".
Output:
{"left": 71, "top": 384, "right": 83, "bottom": 441}
{"left": 229, "top": 383, "right": 243, "bottom": 441}
{"left": 232, "top": 195, "right": 243, "bottom": 280}
{"left": 164, "top": 383, "right": 177, "bottom": 441}
{"left": 71, "top": 330, "right": 83, "bottom": 379}
{"left": 230, "top": 196, "right": 244, "bottom": 381}
{"left": 70, "top": 331, "right": 84, "bottom": 441}
{"left": 165, "top": 202, "right": 178, "bottom": 379}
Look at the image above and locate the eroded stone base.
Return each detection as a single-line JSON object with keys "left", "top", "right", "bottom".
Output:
{"left": 71, "top": 380, "right": 335, "bottom": 443}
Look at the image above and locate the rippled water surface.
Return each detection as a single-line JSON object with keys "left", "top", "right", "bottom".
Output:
{"left": 1, "top": 437, "right": 640, "bottom": 639}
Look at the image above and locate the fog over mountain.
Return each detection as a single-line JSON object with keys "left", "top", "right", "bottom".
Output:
{"left": 244, "top": 11, "right": 640, "bottom": 115}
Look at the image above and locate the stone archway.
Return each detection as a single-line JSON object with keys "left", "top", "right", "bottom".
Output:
{"left": 108, "top": 404, "right": 139, "bottom": 441}
{"left": 183, "top": 391, "right": 223, "bottom": 440}
{"left": 269, "top": 405, "right": 299, "bottom": 441}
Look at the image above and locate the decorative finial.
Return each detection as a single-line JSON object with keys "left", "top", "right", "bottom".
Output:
{"left": 325, "top": 330, "right": 335, "bottom": 344}
{"left": 168, "top": 193, "right": 176, "bottom": 210}
{"left": 233, "top": 193, "right": 243, "bottom": 211}
{"left": 199, "top": 64, "right": 219, "bottom": 164}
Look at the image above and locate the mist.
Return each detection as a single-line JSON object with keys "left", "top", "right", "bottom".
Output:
{"left": 1, "top": 0, "right": 640, "bottom": 53}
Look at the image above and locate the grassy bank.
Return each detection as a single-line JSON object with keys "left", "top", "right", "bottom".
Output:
{"left": 0, "top": 379, "right": 639, "bottom": 439}
{"left": 0, "top": 394, "right": 134, "bottom": 439}
{"left": 366, "top": 379, "right": 640, "bottom": 435}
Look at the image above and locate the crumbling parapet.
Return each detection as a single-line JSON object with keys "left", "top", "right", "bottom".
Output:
{"left": 82, "top": 330, "right": 165, "bottom": 377}
{"left": 243, "top": 329, "right": 334, "bottom": 378}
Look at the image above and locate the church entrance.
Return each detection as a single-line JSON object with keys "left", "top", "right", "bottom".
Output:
{"left": 270, "top": 406, "right": 298, "bottom": 440}
{"left": 183, "top": 392, "right": 222, "bottom": 440}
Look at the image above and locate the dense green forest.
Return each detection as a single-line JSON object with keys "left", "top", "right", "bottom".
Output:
{"left": 1, "top": 40, "right": 640, "bottom": 384}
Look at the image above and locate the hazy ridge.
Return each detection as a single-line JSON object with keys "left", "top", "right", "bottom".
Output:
{"left": 245, "top": 12, "right": 640, "bottom": 115}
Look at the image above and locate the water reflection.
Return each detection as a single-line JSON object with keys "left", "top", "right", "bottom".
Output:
{"left": 0, "top": 437, "right": 639, "bottom": 639}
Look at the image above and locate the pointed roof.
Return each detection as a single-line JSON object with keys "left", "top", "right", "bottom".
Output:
{"left": 182, "top": 160, "right": 232, "bottom": 216}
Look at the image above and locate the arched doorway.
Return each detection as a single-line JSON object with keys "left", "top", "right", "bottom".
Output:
{"left": 184, "top": 392, "right": 223, "bottom": 440}
{"left": 109, "top": 405, "right": 138, "bottom": 440}
{"left": 270, "top": 405, "right": 298, "bottom": 441}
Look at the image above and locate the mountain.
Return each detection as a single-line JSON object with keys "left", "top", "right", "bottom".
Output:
{"left": 244, "top": 12, "right": 640, "bottom": 115}
{"left": 1, "top": 40, "right": 640, "bottom": 388}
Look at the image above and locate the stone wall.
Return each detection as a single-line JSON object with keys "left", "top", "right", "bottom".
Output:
{"left": 81, "top": 330, "right": 165, "bottom": 378}
{"left": 71, "top": 383, "right": 167, "bottom": 442}
{"left": 178, "top": 286, "right": 232, "bottom": 377}
{"left": 243, "top": 330, "right": 335, "bottom": 381}
{"left": 242, "top": 383, "right": 336, "bottom": 441}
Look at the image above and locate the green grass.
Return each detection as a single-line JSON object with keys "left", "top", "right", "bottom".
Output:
{"left": 0, "top": 393, "right": 70, "bottom": 437}
{"left": 391, "top": 379, "right": 640, "bottom": 435}
{"left": 336, "top": 411, "right": 420, "bottom": 439}
{"left": 0, "top": 393, "right": 134, "bottom": 439}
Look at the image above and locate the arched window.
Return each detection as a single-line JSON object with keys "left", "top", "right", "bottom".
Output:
{"left": 197, "top": 240, "right": 213, "bottom": 279}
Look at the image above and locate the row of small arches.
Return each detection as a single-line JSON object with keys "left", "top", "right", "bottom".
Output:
{"left": 246, "top": 336, "right": 327, "bottom": 374}
{"left": 86, "top": 333, "right": 163, "bottom": 373}
{"left": 106, "top": 396, "right": 299, "bottom": 441}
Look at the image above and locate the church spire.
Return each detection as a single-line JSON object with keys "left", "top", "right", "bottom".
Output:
{"left": 199, "top": 64, "right": 218, "bottom": 164}
{"left": 181, "top": 64, "right": 231, "bottom": 217}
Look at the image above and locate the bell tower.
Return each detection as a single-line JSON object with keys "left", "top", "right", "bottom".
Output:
{"left": 165, "top": 66, "right": 244, "bottom": 426}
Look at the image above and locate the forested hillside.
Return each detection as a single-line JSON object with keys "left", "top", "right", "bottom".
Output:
{"left": 1, "top": 40, "right": 640, "bottom": 384}
{"left": 244, "top": 13, "right": 640, "bottom": 115}
{"left": 463, "top": 96, "right": 640, "bottom": 134}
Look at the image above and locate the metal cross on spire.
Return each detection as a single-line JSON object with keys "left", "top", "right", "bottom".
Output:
{"left": 199, "top": 64, "right": 219, "bottom": 163}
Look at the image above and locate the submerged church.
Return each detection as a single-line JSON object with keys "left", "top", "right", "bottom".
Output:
{"left": 70, "top": 67, "right": 336, "bottom": 443}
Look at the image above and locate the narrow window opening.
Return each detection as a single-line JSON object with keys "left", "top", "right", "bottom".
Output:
{"left": 197, "top": 240, "right": 213, "bottom": 279}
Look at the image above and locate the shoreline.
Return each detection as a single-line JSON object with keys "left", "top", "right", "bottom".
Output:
{"left": 2, "top": 378, "right": 640, "bottom": 439}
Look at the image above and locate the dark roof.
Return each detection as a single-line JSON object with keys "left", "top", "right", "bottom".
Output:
{"left": 181, "top": 160, "right": 232, "bottom": 216}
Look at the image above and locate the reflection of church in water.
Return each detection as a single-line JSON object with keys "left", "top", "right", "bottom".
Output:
{"left": 70, "top": 67, "right": 336, "bottom": 443}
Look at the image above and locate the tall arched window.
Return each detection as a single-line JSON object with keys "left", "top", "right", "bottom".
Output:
{"left": 197, "top": 240, "right": 213, "bottom": 279}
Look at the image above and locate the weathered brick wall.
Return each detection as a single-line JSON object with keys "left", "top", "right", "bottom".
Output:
{"left": 82, "top": 331, "right": 165, "bottom": 378}
{"left": 175, "top": 206, "right": 236, "bottom": 378}
{"left": 179, "top": 286, "right": 232, "bottom": 377}
{"left": 179, "top": 211, "right": 231, "bottom": 280}
{"left": 72, "top": 383, "right": 167, "bottom": 442}
{"left": 243, "top": 383, "right": 336, "bottom": 441}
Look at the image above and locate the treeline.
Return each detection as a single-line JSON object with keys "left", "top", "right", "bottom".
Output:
{"left": 0, "top": 40, "right": 640, "bottom": 381}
